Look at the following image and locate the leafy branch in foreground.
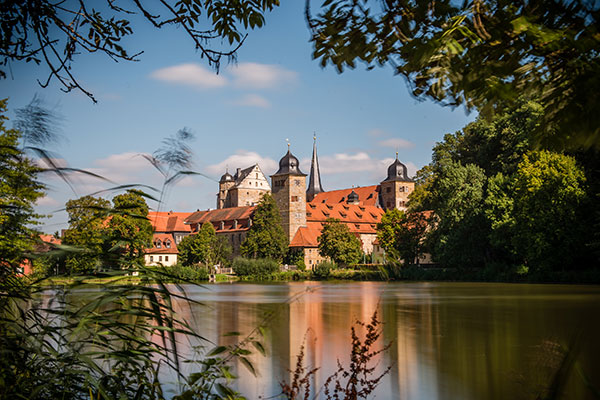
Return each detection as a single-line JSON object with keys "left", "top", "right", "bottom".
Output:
{"left": 2, "top": 0, "right": 280, "bottom": 102}
{"left": 307, "top": 0, "right": 600, "bottom": 150}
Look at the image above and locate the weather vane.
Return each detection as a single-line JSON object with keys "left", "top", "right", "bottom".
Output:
{"left": 286, "top": 138, "right": 290, "bottom": 149}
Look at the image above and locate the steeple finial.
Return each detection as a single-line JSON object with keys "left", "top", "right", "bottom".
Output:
{"left": 307, "top": 133, "right": 324, "bottom": 201}
{"left": 286, "top": 138, "right": 290, "bottom": 150}
{"left": 395, "top": 151, "right": 399, "bottom": 159}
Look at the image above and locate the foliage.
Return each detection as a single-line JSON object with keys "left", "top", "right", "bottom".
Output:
{"left": 280, "top": 310, "right": 391, "bottom": 400}
{"left": 62, "top": 195, "right": 112, "bottom": 273}
{"left": 377, "top": 209, "right": 429, "bottom": 265}
{"left": 231, "top": 257, "right": 279, "bottom": 277}
{"left": 0, "top": 265, "right": 263, "bottom": 400}
{"left": 427, "top": 161, "right": 490, "bottom": 268}
{"left": 511, "top": 150, "right": 589, "bottom": 271}
{"left": 285, "top": 247, "right": 306, "bottom": 271}
{"left": 311, "top": 260, "right": 336, "bottom": 280}
{"left": 2, "top": 0, "right": 280, "bottom": 102}
{"left": 178, "top": 222, "right": 231, "bottom": 267}
{"left": 107, "top": 190, "right": 153, "bottom": 268}
{"left": 240, "top": 193, "right": 288, "bottom": 262}
{"left": 0, "top": 99, "right": 45, "bottom": 271}
{"left": 307, "top": 0, "right": 600, "bottom": 150}
{"left": 317, "top": 218, "right": 362, "bottom": 266}
{"left": 158, "top": 263, "right": 210, "bottom": 282}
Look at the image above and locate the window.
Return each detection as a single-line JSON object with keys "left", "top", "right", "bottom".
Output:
{"left": 165, "top": 240, "right": 171, "bottom": 248}
{"left": 150, "top": 256, "right": 153, "bottom": 262}
{"left": 155, "top": 240, "right": 162, "bottom": 248}
{"left": 291, "top": 196, "right": 299, "bottom": 202}
{"left": 386, "top": 187, "right": 391, "bottom": 193}
{"left": 256, "top": 173, "right": 259, "bottom": 178}
{"left": 399, "top": 186, "right": 405, "bottom": 192}
{"left": 233, "top": 219, "right": 238, "bottom": 229}
{"left": 219, "top": 221, "right": 225, "bottom": 230}
{"left": 159, "top": 256, "right": 162, "bottom": 262}
{"left": 165, "top": 256, "right": 169, "bottom": 261}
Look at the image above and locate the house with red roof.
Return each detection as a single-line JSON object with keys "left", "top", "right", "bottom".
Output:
{"left": 145, "top": 136, "right": 422, "bottom": 268}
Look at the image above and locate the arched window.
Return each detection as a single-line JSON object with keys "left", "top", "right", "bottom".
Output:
{"left": 155, "top": 240, "right": 162, "bottom": 248}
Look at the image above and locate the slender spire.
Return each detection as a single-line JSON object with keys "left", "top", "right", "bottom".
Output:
{"left": 307, "top": 134, "right": 324, "bottom": 201}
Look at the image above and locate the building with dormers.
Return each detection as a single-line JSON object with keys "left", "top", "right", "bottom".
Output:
{"left": 146, "top": 137, "right": 416, "bottom": 268}
{"left": 217, "top": 164, "right": 270, "bottom": 209}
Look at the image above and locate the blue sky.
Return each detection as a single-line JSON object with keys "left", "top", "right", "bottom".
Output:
{"left": 1, "top": 2, "right": 476, "bottom": 232}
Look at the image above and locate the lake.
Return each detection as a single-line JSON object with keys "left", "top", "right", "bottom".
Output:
{"left": 162, "top": 281, "right": 600, "bottom": 399}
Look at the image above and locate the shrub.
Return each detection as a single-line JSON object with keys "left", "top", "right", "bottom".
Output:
{"left": 312, "top": 260, "right": 336, "bottom": 280}
{"left": 163, "top": 263, "right": 209, "bottom": 282}
{"left": 232, "top": 257, "right": 279, "bottom": 277}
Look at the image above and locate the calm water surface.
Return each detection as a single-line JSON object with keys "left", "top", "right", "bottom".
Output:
{"left": 163, "top": 281, "right": 600, "bottom": 400}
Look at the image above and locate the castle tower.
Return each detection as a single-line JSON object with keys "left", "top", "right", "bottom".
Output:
{"left": 306, "top": 135, "right": 324, "bottom": 202}
{"left": 379, "top": 153, "right": 414, "bottom": 211}
{"left": 271, "top": 146, "right": 307, "bottom": 242}
{"left": 217, "top": 170, "right": 235, "bottom": 209}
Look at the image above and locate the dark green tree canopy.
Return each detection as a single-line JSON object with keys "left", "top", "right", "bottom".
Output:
{"left": 240, "top": 193, "right": 288, "bottom": 261}
{"left": 107, "top": 190, "right": 153, "bottom": 266}
{"left": 377, "top": 209, "right": 429, "bottom": 266}
{"left": 1, "top": 0, "right": 280, "bottom": 102}
{"left": 318, "top": 218, "right": 362, "bottom": 266}
{"left": 0, "top": 99, "right": 45, "bottom": 268}
{"left": 63, "top": 195, "right": 112, "bottom": 273}
{"left": 307, "top": 0, "right": 600, "bottom": 149}
{"left": 178, "top": 222, "right": 231, "bottom": 266}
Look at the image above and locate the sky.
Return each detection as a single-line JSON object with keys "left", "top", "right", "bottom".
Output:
{"left": 1, "top": 1, "right": 476, "bottom": 233}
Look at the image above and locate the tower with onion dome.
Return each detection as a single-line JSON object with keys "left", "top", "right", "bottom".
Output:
{"left": 379, "top": 153, "right": 415, "bottom": 211}
{"left": 271, "top": 144, "right": 307, "bottom": 242}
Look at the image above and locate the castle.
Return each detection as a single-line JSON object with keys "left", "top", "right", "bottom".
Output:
{"left": 145, "top": 138, "right": 415, "bottom": 268}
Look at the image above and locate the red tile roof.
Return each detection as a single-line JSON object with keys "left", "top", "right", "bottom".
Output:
{"left": 309, "top": 185, "right": 381, "bottom": 207}
{"left": 39, "top": 234, "right": 61, "bottom": 246}
{"left": 148, "top": 211, "right": 193, "bottom": 233}
{"left": 185, "top": 206, "right": 255, "bottom": 233}
{"left": 146, "top": 233, "right": 178, "bottom": 254}
{"left": 291, "top": 203, "right": 385, "bottom": 247}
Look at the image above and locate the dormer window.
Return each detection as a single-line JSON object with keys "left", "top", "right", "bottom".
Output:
{"left": 155, "top": 240, "right": 162, "bottom": 249}
{"left": 233, "top": 219, "right": 238, "bottom": 229}
{"left": 219, "top": 221, "right": 225, "bottom": 230}
{"left": 165, "top": 240, "right": 171, "bottom": 249}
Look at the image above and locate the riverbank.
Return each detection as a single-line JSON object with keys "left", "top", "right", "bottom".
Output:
{"left": 36, "top": 265, "right": 600, "bottom": 286}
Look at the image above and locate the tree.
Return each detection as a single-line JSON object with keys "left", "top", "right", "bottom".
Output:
{"left": 0, "top": 99, "right": 45, "bottom": 271}
{"left": 511, "top": 150, "right": 589, "bottom": 271}
{"left": 426, "top": 161, "right": 490, "bottom": 268}
{"left": 377, "top": 209, "right": 429, "bottom": 265}
{"left": 318, "top": 218, "right": 362, "bottom": 266}
{"left": 307, "top": 0, "right": 600, "bottom": 149}
{"left": 178, "top": 222, "right": 231, "bottom": 266}
{"left": 62, "top": 195, "right": 112, "bottom": 273}
{"left": 2, "top": 0, "right": 280, "bottom": 102}
{"left": 240, "top": 193, "right": 288, "bottom": 262}
{"left": 107, "top": 190, "right": 153, "bottom": 267}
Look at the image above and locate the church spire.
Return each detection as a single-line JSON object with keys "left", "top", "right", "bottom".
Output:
{"left": 306, "top": 134, "right": 324, "bottom": 201}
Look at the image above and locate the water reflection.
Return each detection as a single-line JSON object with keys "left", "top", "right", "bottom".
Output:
{"left": 164, "top": 282, "right": 600, "bottom": 399}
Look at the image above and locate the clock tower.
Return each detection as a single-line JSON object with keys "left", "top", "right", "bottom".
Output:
{"left": 271, "top": 146, "right": 307, "bottom": 242}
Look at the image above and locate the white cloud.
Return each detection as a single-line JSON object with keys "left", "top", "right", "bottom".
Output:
{"left": 206, "top": 150, "right": 278, "bottom": 177}
{"left": 151, "top": 63, "right": 227, "bottom": 89}
{"left": 36, "top": 195, "right": 60, "bottom": 207}
{"left": 229, "top": 62, "right": 297, "bottom": 89}
{"left": 367, "top": 129, "right": 386, "bottom": 138}
{"left": 231, "top": 94, "right": 271, "bottom": 108}
{"left": 378, "top": 138, "right": 415, "bottom": 149}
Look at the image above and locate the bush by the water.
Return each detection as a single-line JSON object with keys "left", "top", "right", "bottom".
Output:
{"left": 311, "top": 260, "right": 336, "bottom": 279}
{"left": 159, "top": 263, "right": 209, "bottom": 282}
{"left": 232, "top": 257, "right": 279, "bottom": 277}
